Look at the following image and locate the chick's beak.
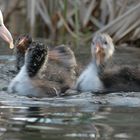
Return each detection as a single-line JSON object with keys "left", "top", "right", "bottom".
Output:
{"left": 95, "top": 42, "right": 104, "bottom": 54}
{"left": 95, "top": 42, "right": 102, "bottom": 53}
{"left": 0, "top": 24, "right": 14, "bottom": 49}
{"left": 17, "top": 37, "right": 27, "bottom": 48}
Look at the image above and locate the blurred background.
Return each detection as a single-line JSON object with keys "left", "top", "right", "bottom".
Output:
{"left": 0, "top": 0, "right": 140, "bottom": 46}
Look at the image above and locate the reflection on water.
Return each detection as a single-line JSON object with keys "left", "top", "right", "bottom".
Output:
{"left": 0, "top": 101, "right": 140, "bottom": 140}
{"left": 0, "top": 43, "right": 140, "bottom": 140}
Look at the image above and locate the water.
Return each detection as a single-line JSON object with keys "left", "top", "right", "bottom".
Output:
{"left": 0, "top": 96, "right": 140, "bottom": 140}
{"left": 0, "top": 44, "right": 140, "bottom": 140}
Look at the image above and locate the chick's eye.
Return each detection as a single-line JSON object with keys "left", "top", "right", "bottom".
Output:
{"left": 104, "top": 40, "right": 108, "bottom": 45}
{"left": 92, "top": 41, "right": 95, "bottom": 46}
